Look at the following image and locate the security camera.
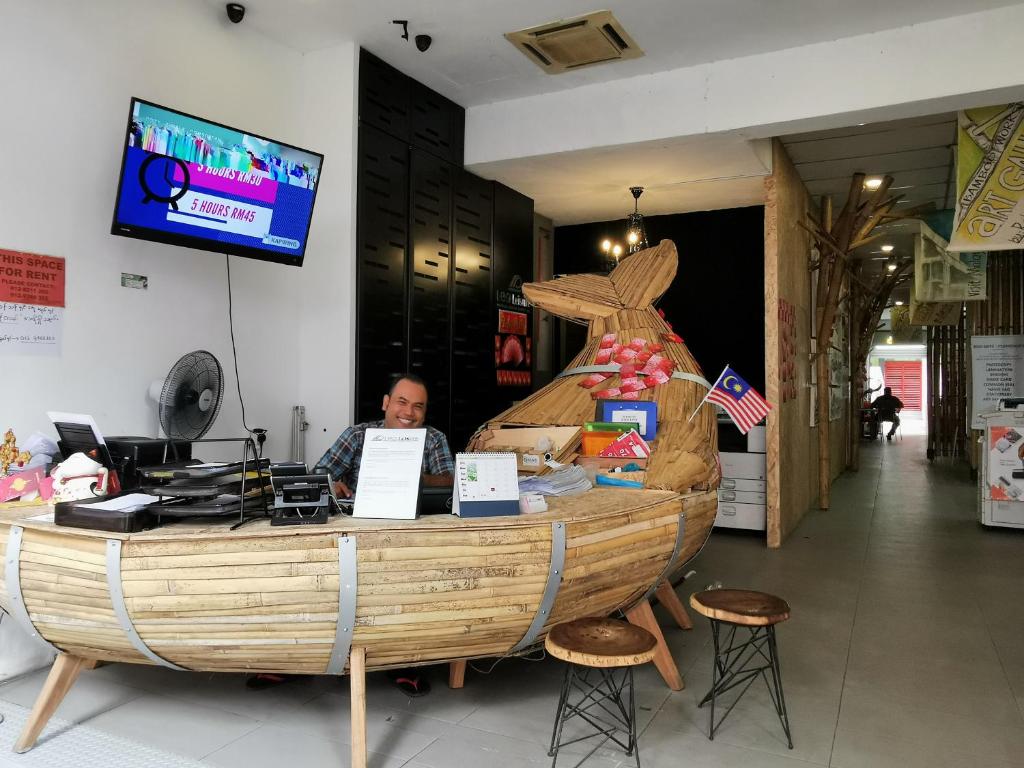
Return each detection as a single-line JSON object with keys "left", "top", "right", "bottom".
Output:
{"left": 415, "top": 34, "right": 432, "bottom": 52}
{"left": 226, "top": 3, "right": 245, "bottom": 23}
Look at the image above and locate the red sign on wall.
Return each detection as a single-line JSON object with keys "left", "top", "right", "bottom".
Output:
{"left": 0, "top": 249, "right": 66, "bottom": 307}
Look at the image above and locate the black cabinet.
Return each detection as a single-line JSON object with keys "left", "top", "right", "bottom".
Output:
{"left": 358, "top": 52, "right": 411, "bottom": 143}
{"left": 408, "top": 148, "right": 453, "bottom": 435}
{"left": 450, "top": 170, "right": 495, "bottom": 450}
{"left": 359, "top": 50, "right": 463, "bottom": 166}
{"left": 355, "top": 125, "right": 409, "bottom": 423}
{"left": 356, "top": 49, "right": 531, "bottom": 449}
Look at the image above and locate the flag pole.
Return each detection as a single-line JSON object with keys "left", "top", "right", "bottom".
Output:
{"left": 688, "top": 364, "right": 728, "bottom": 422}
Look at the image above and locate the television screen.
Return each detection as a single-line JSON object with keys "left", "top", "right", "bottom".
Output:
{"left": 111, "top": 98, "right": 324, "bottom": 266}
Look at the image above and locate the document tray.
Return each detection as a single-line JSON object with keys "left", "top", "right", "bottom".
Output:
{"left": 55, "top": 493, "right": 158, "bottom": 533}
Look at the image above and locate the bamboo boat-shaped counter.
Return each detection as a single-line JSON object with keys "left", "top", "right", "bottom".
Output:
{"left": 0, "top": 240, "right": 719, "bottom": 758}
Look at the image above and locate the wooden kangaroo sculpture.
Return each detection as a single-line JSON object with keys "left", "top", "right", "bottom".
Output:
{"left": 479, "top": 239, "right": 720, "bottom": 494}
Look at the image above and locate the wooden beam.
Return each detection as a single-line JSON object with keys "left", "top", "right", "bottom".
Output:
{"left": 655, "top": 581, "right": 694, "bottom": 630}
{"left": 448, "top": 660, "right": 467, "bottom": 689}
{"left": 15, "top": 654, "right": 91, "bottom": 754}
{"left": 350, "top": 647, "right": 367, "bottom": 768}
{"left": 625, "top": 599, "right": 684, "bottom": 690}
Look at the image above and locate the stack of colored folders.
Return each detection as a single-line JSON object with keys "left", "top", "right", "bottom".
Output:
{"left": 581, "top": 421, "right": 638, "bottom": 456}
{"left": 597, "top": 429, "right": 650, "bottom": 459}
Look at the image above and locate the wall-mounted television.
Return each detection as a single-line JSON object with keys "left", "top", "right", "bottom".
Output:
{"left": 111, "top": 98, "right": 324, "bottom": 267}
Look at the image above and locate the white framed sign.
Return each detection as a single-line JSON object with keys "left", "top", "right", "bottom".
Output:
{"left": 971, "top": 335, "right": 1024, "bottom": 428}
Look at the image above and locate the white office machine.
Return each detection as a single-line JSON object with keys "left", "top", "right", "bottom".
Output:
{"left": 979, "top": 398, "right": 1024, "bottom": 529}
{"left": 715, "top": 418, "right": 767, "bottom": 531}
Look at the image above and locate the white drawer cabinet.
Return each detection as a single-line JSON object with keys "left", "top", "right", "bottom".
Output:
{"left": 718, "top": 477, "right": 766, "bottom": 493}
{"left": 715, "top": 501, "right": 767, "bottom": 531}
{"left": 719, "top": 452, "right": 766, "bottom": 481}
{"left": 718, "top": 489, "right": 767, "bottom": 504}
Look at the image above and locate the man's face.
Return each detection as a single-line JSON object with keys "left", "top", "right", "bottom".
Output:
{"left": 381, "top": 379, "right": 428, "bottom": 429}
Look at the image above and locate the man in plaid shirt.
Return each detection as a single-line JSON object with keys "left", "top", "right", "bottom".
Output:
{"left": 316, "top": 373, "right": 454, "bottom": 498}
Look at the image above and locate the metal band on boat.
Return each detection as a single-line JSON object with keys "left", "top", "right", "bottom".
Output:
{"left": 641, "top": 511, "right": 687, "bottom": 603}
{"left": 556, "top": 365, "right": 711, "bottom": 389}
{"left": 106, "top": 540, "right": 187, "bottom": 671}
{"left": 327, "top": 535, "right": 357, "bottom": 674}
{"left": 510, "top": 521, "right": 566, "bottom": 653}
{"left": 4, "top": 526, "right": 58, "bottom": 654}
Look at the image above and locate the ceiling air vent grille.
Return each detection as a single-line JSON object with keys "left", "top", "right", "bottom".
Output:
{"left": 505, "top": 10, "right": 643, "bottom": 74}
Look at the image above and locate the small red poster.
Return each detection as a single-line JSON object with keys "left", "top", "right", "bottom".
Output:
{"left": 0, "top": 249, "right": 66, "bottom": 307}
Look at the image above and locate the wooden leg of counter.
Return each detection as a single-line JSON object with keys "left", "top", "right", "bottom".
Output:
{"left": 448, "top": 660, "right": 467, "bottom": 689}
{"left": 656, "top": 581, "right": 694, "bottom": 630}
{"left": 349, "top": 647, "right": 366, "bottom": 768}
{"left": 625, "top": 599, "right": 684, "bottom": 691}
{"left": 14, "top": 653, "right": 90, "bottom": 754}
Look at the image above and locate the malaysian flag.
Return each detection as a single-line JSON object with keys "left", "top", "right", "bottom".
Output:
{"left": 702, "top": 365, "right": 772, "bottom": 434}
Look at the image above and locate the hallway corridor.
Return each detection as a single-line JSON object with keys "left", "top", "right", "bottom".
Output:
{"left": 673, "top": 435, "right": 1024, "bottom": 767}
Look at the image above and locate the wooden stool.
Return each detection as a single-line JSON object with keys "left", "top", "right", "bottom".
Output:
{"left": 689, "top": 589, "right": 793, "bottom": 749}
{"left": 545, "top": 618, "right": 657, "bottom": 768}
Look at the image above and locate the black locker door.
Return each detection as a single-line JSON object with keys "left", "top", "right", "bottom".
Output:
{"left": 451, "top": 171, "right": 494, "bottom": 451}
{"left": 408, "top": 148, "right": 453, "bottom": 437}
{"left": 355, "top": 125, "right": 409, "bottom": 423}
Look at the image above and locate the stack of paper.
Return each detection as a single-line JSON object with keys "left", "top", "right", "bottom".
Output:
{"left": 518, "top": 465, "right": 592, "bottom": 497}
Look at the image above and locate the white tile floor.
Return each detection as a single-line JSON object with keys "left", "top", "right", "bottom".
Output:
{"left": 1, "top": 435, "right": 1022, "bottom": 767}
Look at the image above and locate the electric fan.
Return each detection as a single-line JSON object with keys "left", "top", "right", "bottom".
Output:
{"left": 150, "top": 351, "right": 225, "bottom": 440}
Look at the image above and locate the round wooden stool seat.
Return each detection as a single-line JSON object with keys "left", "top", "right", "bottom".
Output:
{"left": 545, "top": 618, "right": 657, "bottom": 668}
{"left": 689, "top": 589, "right": 790, "bottom": 627}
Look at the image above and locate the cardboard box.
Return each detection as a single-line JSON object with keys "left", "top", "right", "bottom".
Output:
{"left": 475, "top": 426, "right": 581, "bottom": 474}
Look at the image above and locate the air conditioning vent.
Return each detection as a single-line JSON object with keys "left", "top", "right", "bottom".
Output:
{"left": 505, "top": 10, "right": 643, "bottom": 74}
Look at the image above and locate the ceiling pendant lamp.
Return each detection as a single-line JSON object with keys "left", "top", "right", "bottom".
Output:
{"left": 625, "top": 186, "right": 648, "bottom": 254}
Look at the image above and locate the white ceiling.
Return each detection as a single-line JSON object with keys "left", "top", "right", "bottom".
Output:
{"left": 201, "top": 0, "right": 1002, "bottom": 224}
{"left": 780, "top": 114, "right": 958, "bottom": 215}
{"left": 470, "top": 133, "right": 771, "bottom": 225}
{"left": 205, "top": 0, "right": 1022, "bottom": 108}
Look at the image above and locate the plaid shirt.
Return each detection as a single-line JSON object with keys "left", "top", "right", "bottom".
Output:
{"left": 314, "top": 420, "right": 454, "bottom": 491}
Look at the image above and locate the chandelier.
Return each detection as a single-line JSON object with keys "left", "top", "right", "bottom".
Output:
{"left": 625, "top": 186, "right": 648, "bottom": 254}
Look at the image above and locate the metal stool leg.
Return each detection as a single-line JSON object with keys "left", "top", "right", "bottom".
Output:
{"left": 765, "top": 625, "right": 793, "bottom": 749}
{"left": 548, "top": 663, "right": 642, "bottom": 767}
{"left": 548, "top": 662, "right": 575, "bottom": 761}
{"left": 697, "top": 620, "right": 794, "bottom": 748}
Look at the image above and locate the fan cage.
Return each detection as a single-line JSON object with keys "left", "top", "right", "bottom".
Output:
{"left": 159, "top": 350, "right": 224, "bottom": 441}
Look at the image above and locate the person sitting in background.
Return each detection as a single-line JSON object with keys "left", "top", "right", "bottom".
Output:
{"left": 872, "top": 387, "right": 904, "bottom": 440}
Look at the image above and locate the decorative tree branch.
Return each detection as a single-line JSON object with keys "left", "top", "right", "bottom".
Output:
{"left": 801, "top": 172, "right": 915, "bottom": 509}
{"left": 847, "top": 263, "right": 913, "bottom": 471}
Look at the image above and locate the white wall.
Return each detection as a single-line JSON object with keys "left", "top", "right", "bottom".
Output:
{"left": 0, "top": 0, "right": 357, "bottom": 677}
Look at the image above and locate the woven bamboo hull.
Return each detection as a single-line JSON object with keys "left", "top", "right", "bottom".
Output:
{"left": 0, "top": 488, "right": 715, "bottom": 673}
{"left": 0, "top": 239, "right": 721, "bottom": 676}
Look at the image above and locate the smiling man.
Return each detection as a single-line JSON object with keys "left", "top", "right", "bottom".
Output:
{"left": 315, "top": 373, "right": 454, "bottom": 499}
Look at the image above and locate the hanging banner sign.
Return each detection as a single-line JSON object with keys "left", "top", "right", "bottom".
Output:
{"left": 971, "top": 334, "right": 1024, "bottom": 429}
{"left": 914, "top": 227, "right": 987, "bottom": 302}
{"left": 950, "top": 103, "right": 1024, "bottom": 252}
{"left": 0, "top": 249, "right": 65, "bottom": 307}
{"left": 910, "top": 295, "right": 960, "bottom": 326}
{"left": 890, "top": 306, "right": 915, "bottom": 342}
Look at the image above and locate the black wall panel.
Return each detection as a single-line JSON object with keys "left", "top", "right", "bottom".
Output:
{"left": 492, "top": 182, "right": 535, "bottom": 404}
{"left": 358, "top": 51, "right": 411, "bottom": 141}
{"left": 357, "top": 48, "right": 532, "bottom": 452}
{"left": 355, "top": 125, "right": 409, "bottom": 423}
{"left": 408, "top": 148, "right": 453, "bottom": 435}
{"left": 410, "top": 81, "right": 464, "bottom": 166}
{"left": 451, "top": 171, "right": 495, "bottom": 450}
{"left": 359, "top": 49, "right": 463, "bottom": 166}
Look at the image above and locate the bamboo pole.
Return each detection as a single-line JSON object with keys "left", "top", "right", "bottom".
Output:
{"left": 350, "top": 646, "right": 366, "bottom": 768}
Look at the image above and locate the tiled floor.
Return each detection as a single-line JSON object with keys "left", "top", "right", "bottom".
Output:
{"left": 1, "top": 435, "right": 1022, "bottom": 767}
